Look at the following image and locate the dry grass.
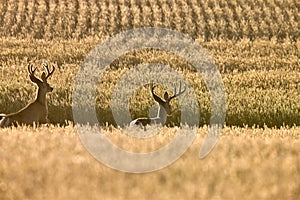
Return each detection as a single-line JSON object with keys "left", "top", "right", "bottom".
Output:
{"left": 0, "top": 125, "right": 299, "bottom": 200}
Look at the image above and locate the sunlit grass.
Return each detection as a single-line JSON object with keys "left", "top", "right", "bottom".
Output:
{"left": 0, "top": 125, "right": 299, "bottom": 199}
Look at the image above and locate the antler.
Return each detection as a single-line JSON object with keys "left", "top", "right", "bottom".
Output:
{"left": 42, "top": 63, "right": 55, "bottom": 79}
{"left": 28, "top": 63, "right": 37, "bottom": 75}
{"left": 150, "top": 81, "right": 157, "bottom": 93}
{"left": 28, "top": 64, "right": 42, "bottom": 84}
{"left": 169, "top": 81, "right": 186, "bottom": 100}
{"left": 150, "top": 81, "right": 165, "bottom": 104}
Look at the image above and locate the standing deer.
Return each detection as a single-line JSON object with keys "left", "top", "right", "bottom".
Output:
{"left": 0, "top": 63, "right": 55, "bottom": 127}
{"left": 130, "top": 82, "right": 186, "bottom": 127}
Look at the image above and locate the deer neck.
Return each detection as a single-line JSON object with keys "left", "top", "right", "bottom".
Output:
{"left": 153, "top": 103, "right": 167, "bottom": 124}
{"left": 36, "top": 88, "right": 47, "bottom": 106}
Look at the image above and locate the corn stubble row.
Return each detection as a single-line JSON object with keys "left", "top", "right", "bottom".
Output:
{"left": 0, "top": 0, "right": 298, "bottom": 40}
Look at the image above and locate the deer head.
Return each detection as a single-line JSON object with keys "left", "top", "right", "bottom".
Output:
{"left": 28, "top": 63, "right": 55, "bottom": 94}
{"left": 151, "top": 81, "right": 186, "bottom": 115}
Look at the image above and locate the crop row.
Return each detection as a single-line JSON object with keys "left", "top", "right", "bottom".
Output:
{"left": 1, "top": 38, "right": 299, "bottom": 72}
{"left": 0, "top": 0, "right": 299, "bottom": 40}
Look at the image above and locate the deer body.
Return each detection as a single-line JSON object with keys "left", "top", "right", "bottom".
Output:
{"left": 129, "top": 104, "right": 168, "bottom": 126}
{"left": 0, "top": 64, "right": 55, "bottom": 127}
{"left": 130, "top": 82, "right": 186, "bottom": 127}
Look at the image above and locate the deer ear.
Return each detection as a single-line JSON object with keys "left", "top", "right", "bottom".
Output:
{"left": 29, "top": 75, "right": 35, "bottom": 83}
{"left": 41, "top": 72, "right": 46, "bottom": 81}
{"left": 164, "top": 92, "right": 169, "bottom": 100}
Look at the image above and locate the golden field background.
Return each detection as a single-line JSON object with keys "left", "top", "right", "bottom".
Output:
{"left": 0, "top": 0, "right": 299, "bottom": 199}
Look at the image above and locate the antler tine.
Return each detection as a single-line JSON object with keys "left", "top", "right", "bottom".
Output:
{"left": 179, "top": 81, "right": 182, "bottom": 92}
{"left": 27, "top": 63, "right": 36, "bottom": 74}
{"left": 27, "top": 63, "right": 42, "bottom": 84}
{"left": 173, "top": 82, "right": 177, "bottom": 96}
{"left": 42, "top": 63, "right": 50, "bottom": 75}
{"left": 150, "top": 80, "right": 153, "bottom": 87}
{"left": 27, "top": 64, "right": 31, "bottom": 73}
{"left": 179, "top": 81, "right": 186, "bottom": 94}
{"left": 179, "top": 81, "right": 185, "bottom": 94}
{"left": 150, "top": 80, "right": 157, "bottom": 91}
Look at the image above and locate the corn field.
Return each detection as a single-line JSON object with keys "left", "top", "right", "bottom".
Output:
{"left": 0, "top": 0, "right": 299, "bottom": 40}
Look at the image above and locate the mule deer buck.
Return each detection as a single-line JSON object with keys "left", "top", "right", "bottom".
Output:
{"left": 130, "top": 82, "right": 186, "bottom": 127}
{"left": 0, "top": 63, "right": 55, "bottom": 127}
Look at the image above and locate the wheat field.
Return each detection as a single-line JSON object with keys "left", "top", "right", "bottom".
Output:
{"left": 0, "top": 0, "right": 300, "bottom": 199}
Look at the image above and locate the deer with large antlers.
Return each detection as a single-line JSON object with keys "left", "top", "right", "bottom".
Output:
{"left": 0, "top": 63, "right": 55, "bottom": 127}
{"left": 130, "top": 82, "right": 186, "bottom": 127}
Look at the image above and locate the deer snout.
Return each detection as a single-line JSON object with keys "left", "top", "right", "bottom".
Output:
{"left": 165, "top": 105, "right": 172, "bottom": 115}
{"left": 167, "top": 109, "right": 172, "bottom": 115}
